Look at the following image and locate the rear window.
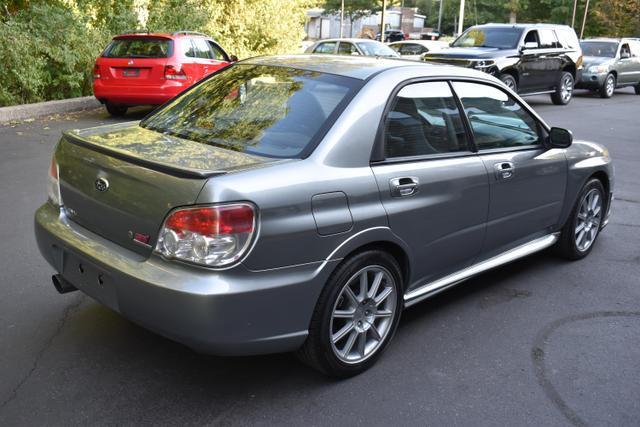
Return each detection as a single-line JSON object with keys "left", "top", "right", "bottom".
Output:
{"left": 580, "top": 41, "right": 618, "bottom": 57}
{"left": 104, "top": 37, "right": 172, "bottom": 58}
{"left": 141, "top": 64, "right": 362, "bottom": 158}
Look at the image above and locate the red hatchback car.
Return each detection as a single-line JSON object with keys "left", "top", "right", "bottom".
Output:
{"left": 93, "top": 31, "right": 236, "bottom": 116}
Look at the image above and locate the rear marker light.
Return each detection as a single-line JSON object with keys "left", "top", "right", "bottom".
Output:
{"left": 155, "top": 204, "right": 256, "bottom": 267}
{"left": 93, "top": 64, "right": 101, "bottom": 79}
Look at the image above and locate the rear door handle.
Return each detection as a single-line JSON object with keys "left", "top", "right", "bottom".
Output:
{"left": 494, "top": 162, "right": 515, "bottom": 180}
{"left": 390, "top": 177, "right": 419, "bottom": 197}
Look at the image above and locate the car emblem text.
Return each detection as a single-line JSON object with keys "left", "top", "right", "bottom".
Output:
{"left": 95, "top": 178, "right": 109, "bottom": 192}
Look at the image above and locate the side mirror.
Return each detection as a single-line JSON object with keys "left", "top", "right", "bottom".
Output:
{"left": 620, "top": 51, "right": 631, "bottom": 59}
{"left": 521, "top": 42, "right": 538, "bottom": 51}
{"left": 548, "top": 127, "right": 573, "bottom": 148}
{"left": 229, "top": 55, "right": 239, "bottom": 62}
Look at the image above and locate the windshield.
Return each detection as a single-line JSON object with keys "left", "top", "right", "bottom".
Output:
{"left": 356, "top": 41, "right": 399, "bottom": 57}
{"left": 104, "top": 37, "right": 172, "bottom": 58}
{"left": 141, "top": 64, "right": 361, "bottom": 158}
{"left": 580, "top": 41, "right": 618, "bottom": 58}
{"left": 452, "top": 27, "right": 523, "bottom": 49}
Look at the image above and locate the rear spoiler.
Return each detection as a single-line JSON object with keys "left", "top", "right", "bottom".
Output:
{"left": 62, "top": 130, "right": 224, "bottom": 179}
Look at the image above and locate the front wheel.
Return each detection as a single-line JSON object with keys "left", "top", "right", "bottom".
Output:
{"left": 556, "top": 179, "right": 606, "bottom": 260}
{"left": 551, "top": 72, "right": 574, "bottom": 105}
{"left": 296, "top": 250, "right": 403, "bottom": 377}
{"left": 599, "top": 73, "right": 616, "bottom": 98}
{"left": 498, "top": 73, "right": 518, "bottom": 92}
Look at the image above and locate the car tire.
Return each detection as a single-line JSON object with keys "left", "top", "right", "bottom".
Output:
{"left": 599, "top": 73, "right": 616, "bottom": 98}
{"left": 498, "top": 73, "right": 518, "bottom": 92}
{"left": 105, "top": 103, "right": 128, "bottom": 117}
{"left": 556, "top": 178, "right": 606, "bottom": 260}
{"left": 296, "top": 249, "right": 403, "bottom": 377}
{"left": 634, "top": 83, "right": 640, "bottom": 95}
{"left": 550, "top": 71, "right": 574, "bottom": 105}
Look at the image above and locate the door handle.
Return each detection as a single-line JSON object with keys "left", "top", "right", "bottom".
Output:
{"left": 494, "top": 162, "right": 515, "bottom": 180}
{"left": 390, "top": 177, "right": 419, "bottom": 197}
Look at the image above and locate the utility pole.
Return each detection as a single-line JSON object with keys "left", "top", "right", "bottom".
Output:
{"left": 571, "top": 0, "right": 578, "bottom": 28}
{"left": 400, "top": 0, "right": 404, "bottom": 34}
{"left": 380, "top": 0, "right": 387, "bottom": 42}
{"left": 580, "top": 0, "right": 590, "bottom": 38}
{"left": 457, "top": 0, "right": 465, "bottom": 35}
{"left": 437, "top": 0, "right": 444, "bottom": 34}
{"left": 339, "top": 0, "right": 344, "bottom": 38}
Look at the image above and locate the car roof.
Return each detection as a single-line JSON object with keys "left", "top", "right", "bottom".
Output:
{"left": 113, "top": 32, "right": 212, "bottom": 40}
{"left": 314, "top": 38, "right": 384, "bottom": 44}
{"left": 242, "top": 54, "right": 488, "bottom": 81}
{"left": 474, "top": 23, "right": 573, "bottom": 29}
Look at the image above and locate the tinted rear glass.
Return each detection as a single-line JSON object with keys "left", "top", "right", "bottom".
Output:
{"left": 580, "top": 41, "right": 618, "bottom": 57}
{"left": 452, "top": 27, "right": 523, "bottom": 49}
{"left": 141, "top": 64, "right": 362, "bottom": 158}
{"left": 104, "top": 38, "right": 172, "bottom": 58}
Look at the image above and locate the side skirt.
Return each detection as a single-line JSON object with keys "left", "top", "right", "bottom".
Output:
{"left": 403, "top": 233, "right": 560, "bottom": 307}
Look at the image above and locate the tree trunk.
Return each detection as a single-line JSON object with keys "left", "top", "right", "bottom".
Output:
{"left": 509, "top": 10, "right": 517, "bottom": 23}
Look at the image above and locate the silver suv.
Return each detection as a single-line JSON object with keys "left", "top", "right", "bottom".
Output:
{"left": 35, "top": 55, "right": 613, "bottom": 377}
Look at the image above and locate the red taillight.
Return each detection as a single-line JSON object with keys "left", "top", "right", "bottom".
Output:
{"left": 47, "top": 157, "right": 61, "bottom": 206}
{"left": 155, "top": 204, "right": 256, "bottom": 267}
{"left": 93, "top": 64, "right": 101, "bottom": 79}
{"left": 164, "top": 65, "right": 187, "bottom": 80}
{"left": 49, "top": 157, "right": 58, "bottom": 179}
{"left": 165, "top": 205, "right": 254, "bottom": 235}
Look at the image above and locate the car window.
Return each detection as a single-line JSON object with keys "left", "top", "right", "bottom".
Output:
{"left": 191, "top": 38, "right": 213, "bottom": 59}
{"left": 620, "top": 43, "right": 632, "bottom": 57}
{"left": 556, "top": 28, "right": 580, "bottom": 49}
{"left": 452, "top": 27, "right": 523, "bottom": 49}
{"left": 141, "top": 64, "right": 361, "bottom": 159}
{"left": 400, "top": 44, "right": 427, "bottom": 55}
{"left": 104, "top": 38, "right": 172, "bottom": 58}
{"left": 314, "top": 42, "right": 336, "bottom": 54}
{"left": 337, "top": 42, "right": 358, "bottom": 55}
{"left": 580, "top": 41, "right": 618, "bottom": 57}
{"left": 207, "top": 41, "right": 226, "bottom": 60}
{"left": 356, "top": 41, "right": 398, "bottom": 57}
{"left": 538, "top": 29, "right": 559, "bottom": 49}
{"left": 384, "top": 81, "right": 470, "bottom": 158}
{"left": 629, "top": 41, "right": 640, "bottom": 57}
{"left": 452, "top": 82, "right": 543, "bottom": 150}
{"left": 523, "top": 30, "right": 540, "bottom": 48}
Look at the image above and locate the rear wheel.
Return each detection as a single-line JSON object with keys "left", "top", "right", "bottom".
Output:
{"left": 498, "top": 73, "right": 518, "bottom": 92}
{"left": 296, "top": 250, "right": 403, "bottom": 377}
{"left": 556, "top": 179, "right": 606, "bottom": 260}
{"left": 105, "top": 103, "right": 128, "bottom": 117}
{"left": 551, "top": 72, "right": 574, "bottom": 105}
{"left": 599, "top": 73, "right": 616, "bottom": 98}
{"left": 635, "top": 83, "right": 640, "bottom": 95}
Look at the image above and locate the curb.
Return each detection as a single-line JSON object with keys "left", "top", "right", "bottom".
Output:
{"left": 0, "top": 96, "right": 101, "bottom": 124}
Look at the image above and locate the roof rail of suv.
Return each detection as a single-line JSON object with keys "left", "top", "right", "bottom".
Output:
{"left": 172, "top": 31, "right": 210, "bottom": 38}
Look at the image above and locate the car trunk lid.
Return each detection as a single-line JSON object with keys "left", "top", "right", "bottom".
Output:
{"left": 56, "top": 122, "right": 279, "bottom": 256}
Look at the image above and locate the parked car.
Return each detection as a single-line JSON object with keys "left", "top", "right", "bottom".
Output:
{"left": 93, "top": 31, "right": 236, "bottom": 116}
{"left": 37, "top": 55, "right": 613, "bottom": 377}
{"left": 576, "top": 38, "right": 640, "bottom": 97}
{"left": 389, "top": 40, "right": 449, "bottom": 60}
{"left": 306, "top": 38, "right": 399, "bottom": 57}
{"left": 376, "top": 29, "right": 407, "bottom": 42}
{"left": 423, "top": 23, "right": 583, "bottom": 105}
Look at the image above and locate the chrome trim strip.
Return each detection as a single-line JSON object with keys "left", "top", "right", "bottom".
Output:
{"left": 404, "top": 233, "right": 560, "bottom": 307}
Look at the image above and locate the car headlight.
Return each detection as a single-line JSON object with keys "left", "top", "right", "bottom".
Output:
{"left": 588, "top": 64, "right": 608, "bottom": 74}
{"left": 474, "top": 60, "right": 495, "bottom": 68}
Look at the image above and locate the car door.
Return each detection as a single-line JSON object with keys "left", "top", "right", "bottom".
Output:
{"left": 179, "top": 38, "right": 202, "bottom": 85}
{"left": 536, "top": 28, "right": 563, "bottom": 89}
{"left": 617, "top": 42, "right": 640, "bottom": 85}
{"left": 629, "top": 41, "right": 640, "bottom": 84}
{"left": 204, "top": 40, "right": 231, "bottom": 76}
{"left": 371, "top": 81, "right": 489, "bottom": 287}
{"left": 451, "top": 81, "right": 567, "bottom": 258}
{"left": 518, "top": 30, "right": 544, "bottom": 91}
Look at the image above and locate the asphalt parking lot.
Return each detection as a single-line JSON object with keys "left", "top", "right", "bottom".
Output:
{"left": 1, "top": 88, "right": 639, "bottom": 426}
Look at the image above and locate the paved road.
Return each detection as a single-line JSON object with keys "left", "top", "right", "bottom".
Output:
{"left": 1, "top": 89, "right": 639, "bottom": 426}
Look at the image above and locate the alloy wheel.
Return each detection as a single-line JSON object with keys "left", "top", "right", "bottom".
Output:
{"left": 330, "top": 266, "right": 398, "bottom": 364}
{"left": 561, "top": 75, "right": 573, "bottom": 102}
{"left": 605, "top": 75, "right": 615, "bottom": 97}
{"left": 575, "top": 188, "right": 603, "bottom": 252}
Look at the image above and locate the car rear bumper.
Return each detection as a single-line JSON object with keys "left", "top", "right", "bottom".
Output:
{"left": 35, "top": 203, "right": 338, "bottom": 355}
{"left": 93, "top": 79, "right": 188, "bottom": 106}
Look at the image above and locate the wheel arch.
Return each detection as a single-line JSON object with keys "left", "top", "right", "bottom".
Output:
{"left": 562, "top": 63, "right": 577, "bottom": 79}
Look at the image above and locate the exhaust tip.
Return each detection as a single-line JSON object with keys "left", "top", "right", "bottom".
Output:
{"left": 52, "top": 274, "right": 77, "bottom": 294}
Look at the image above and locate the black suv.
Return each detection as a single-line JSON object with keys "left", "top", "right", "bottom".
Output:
{"left": 376, "top": 30, "right": 406, "bottom": 43}
{"left": 423, "top": 24, "right": 583, "bottom": 105}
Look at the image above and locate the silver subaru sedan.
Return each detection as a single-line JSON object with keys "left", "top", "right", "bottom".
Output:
{"left": 35, "top": 55, "right": 613, "bottom": 377}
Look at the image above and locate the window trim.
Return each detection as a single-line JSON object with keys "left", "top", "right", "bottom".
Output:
{"left": 371, "top": 76, "right": 552, "bottom": 164}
